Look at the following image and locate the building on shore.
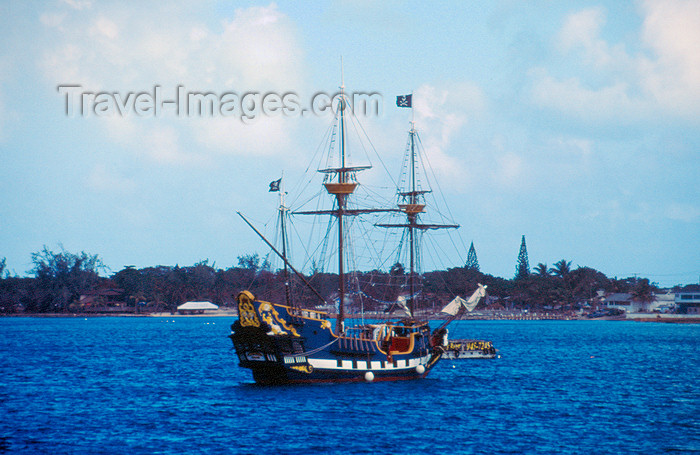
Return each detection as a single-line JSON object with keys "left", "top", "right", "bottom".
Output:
{"left": 176, "top": 301, "right": 219, "bottom": 315}
{"left": 603, "top": 291, "right": 676, "bottom": 314}
{"left": 675, "top": 285, "right": 700, "bottom": 314}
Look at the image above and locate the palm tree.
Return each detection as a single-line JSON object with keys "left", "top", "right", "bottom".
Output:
{"left": 533, "top": 263, "right": 549, "bottom": 276}
{"left": 549, "top": 259, "right": 572, "bottom": 278}
{"left": 549, "top": 259, "right": 573, "bottom": 309}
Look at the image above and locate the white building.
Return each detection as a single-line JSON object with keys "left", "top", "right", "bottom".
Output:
{"left": 177, "top": 301, "right": 219, "bottom": 315}
{"left": 603, "top": 291, "right": 675, "bottom": 313}
{"left": 675, "top": 286, "right": 700, "bottom": 314}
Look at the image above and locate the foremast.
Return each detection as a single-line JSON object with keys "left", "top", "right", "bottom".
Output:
{"left": 378, "top": 116, "right": 459, "bottom": 317}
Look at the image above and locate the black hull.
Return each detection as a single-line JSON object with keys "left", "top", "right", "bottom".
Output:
{"left": 229, "top": 291, "right": 443, "bottom": 384}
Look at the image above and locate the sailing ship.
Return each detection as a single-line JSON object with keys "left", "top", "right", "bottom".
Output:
{"left": 229, "top": 83, "right": 485, "bottom": 384}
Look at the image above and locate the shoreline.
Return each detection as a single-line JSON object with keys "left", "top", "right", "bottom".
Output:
{"left": 2, "top": 311, "right": 698, "bottom": 323}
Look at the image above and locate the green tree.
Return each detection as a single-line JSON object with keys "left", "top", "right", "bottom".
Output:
{"left": 30, "top": 245, "right": 105, "bottom": 312}
{"left": 550, "top": 259, "right": 572, "bottom": 278}
{"left": 514, "top": 235, "right": 530, "bottom": 280}
{"left": 390, "top": 262, "right": 405, "bottom": 276}
{"left": 533, "top": 263, "right": 549, "bottom": 277}
{"left": 465, "top": 242, "right": 480, "bottom": 271}
{"left": 570, "top": 267, "right": 610, "bottom": 309}
{"left": 630, "top": 278, "right": 656, "bottom": 305}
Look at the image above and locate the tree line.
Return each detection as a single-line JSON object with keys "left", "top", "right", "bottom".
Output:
{"left": 0, "top": 246, "right": 663, "bottom": 315}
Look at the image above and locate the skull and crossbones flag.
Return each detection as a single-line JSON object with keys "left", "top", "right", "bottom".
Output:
{"left": 269, "top": 178, "right": 281, "bottom": 192}
{"left": 396, "top": 94, "right": 412, "bottom": 108}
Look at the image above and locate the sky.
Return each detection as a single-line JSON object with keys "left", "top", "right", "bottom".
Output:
{"left": 1, "top": 0, "right": 699, "bottom": 288}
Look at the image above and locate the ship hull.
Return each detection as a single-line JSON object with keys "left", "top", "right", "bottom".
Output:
{"left": 230, "top": 291, "right": 443, "bottom": 384}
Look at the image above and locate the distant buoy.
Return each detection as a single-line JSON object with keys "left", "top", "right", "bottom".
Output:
{"left": 416, "top": 365, "right": 425, "bottom": 374}
{"left": 364, "top": 371, "right": 374, "bottom": 382}
{"left": 452, "top": 365, "right": 456, "bottom": 369}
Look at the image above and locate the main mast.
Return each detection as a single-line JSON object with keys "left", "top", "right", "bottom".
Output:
{"left": 322, "top": 84, "right": 358, "bottom": 334}
{"left": 293, "top": 73, "right": 386, "bottom": 333}
{"left": 336, "top": 83, "right": 347, "bottom": 333}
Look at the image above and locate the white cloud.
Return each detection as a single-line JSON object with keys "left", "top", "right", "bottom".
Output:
{"left": 86, "top": 164, "right": 136, "bottom": 193}
{"left": 216, "top": 5, "right": 304, "bottom": 90}
{"left": 558, "top": 7, "right": 609, "bottom": 66}
{"left": 39, "top": 12, "right": 67, "bottom": 28}
{"left": 640, "top": 0, "right": 700, "bottom": 117}
{"left": 411, "top": 82, "right": 486, "bottom": 189}
{"left": 0, "top": 93, "right": 5, "bottom": 141}
{"left": 61, "top": 0, "right": 92, "bottom": 10}
{"left": 531, "top": 2, "right": 700, "bottom": 124}
{"left": 529, "top": 68, "right": 646, "bottom": 122}
{"left": 39, "top": 2, "right": 306, "bottom": 164}
{"left": 0, "top": 57, "right": 11, "bottom": 142}
{"left": 666, "top": 202, "right": 700, "bottom": 223}
{"left": 145, "top": 125, "right": 207, "bottom": 166}
{"left": 193, "top": 116, "right": 292, "bottom": 157}
{"left": 494, "top": 152, "right": 524, "bottom": 186}
{"left": 90, "top": 16, "right": 118, "bottom": 40}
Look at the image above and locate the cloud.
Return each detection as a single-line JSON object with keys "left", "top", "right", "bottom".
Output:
{"left": 39, "top": 12, "right": 67, "bottom": 28}
{"left": 411, "top": 82, "right": 486, "bottom": 189}
{"left": 216, "top": 5, "right": 304, "bottom": 90}
{"left": 39, "top": 2, "right": 306, "bottom": 163}
{"left": 145, "top": 126, "right": 197, "bottom": 165}
{"left": 90, "top": 16, "right": 118, "bottom": 40}
{"left": 61, "top": 0, "right": 92, "bottom": 10}
{"left": 666, "top": 202, "right": 700, "bottom": 223}
{"left": 640, "top": 0, "right": 700, "bottom": 118}
{"left": 0, "top": 56, "right": 12, "bottom": 142}
{"left": 529, "top": 68, "right": 646, "bottom": 122}
{"left": 558, "top": 7, "right": 609, "bottom": 66}
{"left": 86, "top": 164, "right": 136, "bottom": 193}
{"left": 193, "top": 116, "right": 292, "bottom": 157}
{"left": 530, "top": 3, "right": 700, "bottom": 124}
{"left": 494, "top": 152, "right": 523, "bottom": 186}
{"left": 0, "top": 93, "right": 5, "bottom": 141}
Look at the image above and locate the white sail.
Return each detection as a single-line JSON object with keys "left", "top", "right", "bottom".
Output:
{"left": 395, "top": 295, "right": 411, "bottom": 317}
{"left": 463, "top": 284, "right": 487, "bottom": 312}
{"left": 441, "top": 296, "right": 466, "bottom": 316}
{"left": 440, "top": 284, "right": 487, "bottom": 315}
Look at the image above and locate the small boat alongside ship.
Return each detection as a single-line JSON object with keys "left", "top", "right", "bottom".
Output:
{"left": 442, "top": 339, "right": 497, "bottom": 359}
{"left": 229, "top": 80, "right": 488, "bottom": 384}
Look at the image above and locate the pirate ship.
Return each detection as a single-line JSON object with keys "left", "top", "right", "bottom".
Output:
{"left": 229, "top": 82, "right": 484, "bottom": 384}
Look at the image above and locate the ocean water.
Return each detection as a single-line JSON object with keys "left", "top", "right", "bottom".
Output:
{"left": 0, "top": 317, "right": 697, "bottom": 454}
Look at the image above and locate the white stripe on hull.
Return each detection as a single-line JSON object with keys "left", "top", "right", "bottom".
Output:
{"left": 308, "top": 354, "right": 431, "bottom": 371}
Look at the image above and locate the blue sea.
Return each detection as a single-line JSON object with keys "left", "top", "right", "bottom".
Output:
{"left": 0, "top": 317, "right": 698, "bottom": 454}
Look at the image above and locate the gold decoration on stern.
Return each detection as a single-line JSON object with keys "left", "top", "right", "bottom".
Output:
{"left": 290, "top": 364, "right": 314, "bottom": 374}
{"left": 238, "top": 291, "right": 260, "bottom": 328}
{"left": 258, "top": 302, "right": 300, "bottom": 336}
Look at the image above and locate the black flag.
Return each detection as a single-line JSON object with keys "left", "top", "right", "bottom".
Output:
{"left": 396, "top": 94, "right": 412, "bottom": 108}
{"left": 269, "top": 178, "right": 281, "bottom": 192}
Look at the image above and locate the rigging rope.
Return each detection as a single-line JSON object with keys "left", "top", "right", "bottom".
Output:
{"left": 296, "top": 336, "right": 339, "bottom": 357}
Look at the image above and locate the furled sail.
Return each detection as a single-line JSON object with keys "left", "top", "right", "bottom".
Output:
{"left": 441, "top": 296, "right": 466, "bottom": 316}
{"left": 440, "top": 284, "right": 487, "bottom": 315}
